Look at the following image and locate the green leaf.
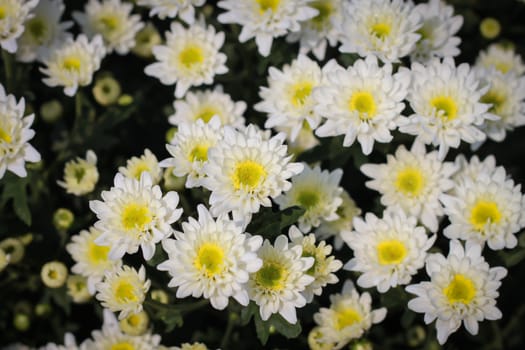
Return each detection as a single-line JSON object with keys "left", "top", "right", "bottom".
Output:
{"left": 279, "top": 206, "right": 306, "bottom": 231}
{"left": 246, "top": 206, "right": 305, "bottom": 238}
{"left": 252, "top": 306, "right": 302, "bottom": 345}
{"left": 0, "top": 174, "right": 31, "bottom": 226}
{"left": 240, "top": 302, "right": 257, "bottom": 326}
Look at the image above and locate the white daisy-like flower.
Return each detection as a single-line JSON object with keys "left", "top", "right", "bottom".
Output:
{"left": 406, "top": 240, "right": 507, "bottom": 345}
{"left": 475, "top": 44, "right": 525, "bottom": 76}
{"left": 361, "top": 141, "right": 457, "bottom": 232}
{"left": 275, "top": 164, "right": 343, "bottom": 232}
{"left": 248, "top": 235, "right": 314, "bottom": 324}
{"left": 410, "top": 0, "right": 463, "bottom": 63}
{"left": 118, "top": 148, "right": 162, "bottom": 185}
{"left": 137, "top": 0, "right": 205, "bottom": 23}
{"left": 89, "top": 172, "right": 183, "bottom": 260}
{"left": 40, "top": 333, "right": 81, "bottom": 350}
{"left": 40, "top": 34, "right": 106, "bottom": 97}
{"left": 286, "top": 0, "right": 344, "bottom": 60}
{"left": 0, "top": 84, "right": 41, "bottom": 179}
{"left": 399, "top": 58, "right": 492, "bottom": 159}
{"left": 95, "top": 265, "right": 151, "bottom": 319}
{"left": 441, "top": 166, "right": 525, "bottom": 250}
{"left": 313, "top": 280, "right": 387, "bottom": 350}
{"left": 144, "top": 20, "right": 228, "bottom": 98}
{"left": 157, "top": 204, "right": 263, "bottom": 310}
{"left": 452, "top": 154, "right": 499, "bottom": 187}
{"left": 73, "top": 0, "right": 144, "bottom": 55}
{"left": 217, "top": 0, "right": 318, "bottom": 57}
{"left": 475, "top": 67, "right": 525, "bottom": 142}
{"left": 316, "top": 191, "right": 361, "bottom": 251}
{"left": 160, "top": 117, "right": 223, "bottom": 188}
{"left": 288, "top": 225, "right": 342, "bottom": 302}
{"left": 66, "top": 226, "right": 122, "bottom": 294}
{"left": 57, "top": 150, "right": 99, "bottom": 196}
{"left": 255, "top": 54, "right": 323, "bottom": 142}
{"left": 343, "top": 209, "right": 436, "bottom": 293}
{"left": 339, "top": 0, "right": 421, "bottom": 63}
{"left": 202, "top": 124, "right": 304, "bottom": 221}
{"left": 314, "top": 55, "right": 410, "bottom": 155}
{"left": 0, "top": 0, "right": 38, "bottom": 53}
{"left": 16, "top": 0, "right": 73, "bottom": 63}
{"left": 169, "top": 86, "right": 246, "bottom": 128}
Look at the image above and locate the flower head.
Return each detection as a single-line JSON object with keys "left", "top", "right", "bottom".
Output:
{"left": 0, "top": 0, "right": 38, "bottom": 53}
{"left": 475, "top": 44, "right": 525, "bottom": 76}
{"left": 137, "top": 0, "right": 205, "bottom": 23}
{"left": 57, "top": 150, "right": 99, "bottom": 196}
{"left": 118, "top": 148, "right": 162, "bottom": 185}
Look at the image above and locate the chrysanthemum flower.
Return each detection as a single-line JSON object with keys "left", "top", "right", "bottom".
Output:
{"left": 0, "top": 84, "right": 41, "bottom": 179}
{"left": 361, "top": 141, "right": 457, "bottom": 232}
{"left": 41, "top": 261, "right": 68, "bottom": 288}
{"left": 339, "top": 0, "right": 421, "bottom": 63}
{"left": 0, "top": 0, "right": 38, "bottom": 53}
{"left": 314, "top": 55, "right": 410, "bottom": 155}
{"left": 255, "top": 54, "right": 323, "bottom": 142}
{"left": 406, "top": 240, "right": 507, "bottom": 345}
{"left": 313, "top": 280, "right": 387, "bottom": 350}
{"left": 343, "top": 209, "right": 436, "bottom": 293}
{"left": 137, "top": 0, "right": 205, "bottom": 23}
{"left": 475, "top": 44, "right": 525, "bottom": 76}
{"left": 248, "top": 235, "right": 314, "bottom": 323}
{"left": 118, "top": 148, "right": 162, "bottom": 185}
{"left": 157, "top": 204, "right": 263, "bottom": 310}
{"left": 144, "top": 20, "right": 228, "bottom": 98}
{"left": 451, "top": 154, "right": 498, "bottom": 187}
{"left": 89, "top": 172, "right": 183, "bottom": 260}
{"left": 275, "top": 164, "right": 343, "bottom": 232}
{"left": 217, "top": 0, "right": 318, "bottom": 57}
{"left": 119, "top": 311, "right": 149, "bottom": 336}
{"left": 57, "top": 150, "right": 99, "bottom": 196}
{"left": 40, "top": 34, "right": 106, "bottom": 97}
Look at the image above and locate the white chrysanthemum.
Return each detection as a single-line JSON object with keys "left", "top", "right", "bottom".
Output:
{"left": 441, "top": 166, "right": 525, "bottom": 250}
{"left": 40, "top": 34, "right": 106, "bottom": 97}
{"left": 169, "top": 86, "right": 246, "bottom": 128}
{"left": 475, "top": 44, "right": 525, "bottom": 76}
{"left": 313, "top": 280, "right": 387, "bottom": 350}
{"left": 316, "top": 191, "right": 361, "bottom": 251}
{"left": 286, "top": 0, "right": 344, "bottom": 60}
{"left": 40, "top": 333, "right": 80, "bottom": 350}
{"left": 314, "top": 56, "right": 410, "bottom": 155}
{"left": 248, "top": 235, "right": 314, "bottom": 323}
{"left": 137, "top": 0, "right": 205, "bottom": 23}
{"left": 255, "top": 54, "right": 323, "bottom": 142}
{"left": 202, "top": 124, "right": 304, "bottom": 221}
{"left": 0, "top": 0, "right": 38, "bottom": 53}
{"left": 95, "top": 265, "right": 151, "bottom": 319}
{"left": 89, "top": 172, "right": 183, "bottom": 260}
{"left": 475, "top": 67, "right": 525, "bottom": 142}
{"left": 157, "top": 204, "right": 263, "bottom": 310}
{"left": 66, "top": 226, "right": 122, "bottom": 294}
{"left": 0, "top": 84, "right": 41, "bottom": 179}
{"left": 118, "top": 148, "right": 162, "bottom": 185}
{"left": 145, "top": 20, "right": 228, "bottom": 98}
{"left": 83, "top": 309, "right": 161, "bottom": 349}
{"left": 160, "top": 117, "right": 223, "bottom": 188}
{"left": 339, "top": 0, "right": 421, "bottom": 63}
{"left": 57, "top": 150, "right": 99, "bottom": 196}
{"left": 275, "top": 164, "right": 343, "bottom": 232}
{"left": 288, "top": 226, "right": 342, "bottom": 302}
{"left": 276, "top": 122, "right": 319, "bottom": 155}
{"left": 16, "top": 0, "right": 73, "bottom": 63}
{"left": 410, "top": 0, "right": 463, "bottom": 62}
{"left": 406, "top": 240, "right": 507, "bottom": 345}
{"left": 73, "top": 0, "right": 144, "bottom": 55}
{"left": 217, "top": 0, "right": 318, "bottom": 57}
{"left": 399, "top": 58, "right": 492, "bottom": 159}
{"left": 343, "top": 210, "right": 436, "bottom": 293}
{"left": 361, "top": 141, "right": 457, "bottom": 232}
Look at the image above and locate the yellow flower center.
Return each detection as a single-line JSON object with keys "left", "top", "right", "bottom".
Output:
{"left": 111, "top": 342, "right": 135, "bottom": 350}
{"left": 494, "top": 62, "right": 511, "bottom": 74}
{"left": 114, "top": 280, "right": 138, "bottom": 303}
{"left": 26, "top": 17, "right": 48, "bottom": 41}
{"left": 430, "top": 95, "right": 458, "bottom": 121}
{"left": 179, "top": 45, "right": 204, "bottom": 69}
{"left": 88, "top": 241, "right": 110, "bottom": 264}
{"left": 416, "top": 23, "right": 433, "bottom": 42}
{"left": 256, "top": 261, "right": 287, "bottom": 291}
{"left": 130, "top": 162, "right": 151, "bottom": 180}
{"left": 297, "top": 189, "right": 320, "bottom": 209}
{"left": 371, "top": 22, "right": 391, "bottom": 40}
{"left": 257, "top": 0, "right": 280, "bottom": 13}
{"left": 194, "top": 243, "right": 225, "bottom": 277}
{"left": 443, "top": 274, "right": 476, "bottom": 305}
{"left": 126, "top": 314, "right": 141, "bottom": 327}
{"left": 0, "top": 6, "right": 7, "bottom": 20}
{"left": 310, "top": 1, "right": 333, "bottom": 28}
{"left": 0, "top": 125, "right": 12, "bottom": 143}
{"left": 395, "top": 167, "right": 425, "bottom": 197}
{"left": 480, "top": 89, "right": 507, "bottom": 115}
{"left": 349, "top": 91, "right": 377, "bottom": 120}
{"left": 290, "top": 81, "right": 314, "bottom": 107}
{"left": 470, "top": 200, "right": 502, "bottom": 231}
{"left": 231, "top": 160, "right": 267, "bottom": 190}
{"left": 377, "top": 239, "right": 407, "bottom": 265}
{"left": 188, "top": 144, "right": 209, "bottom": 162}
{"left": 62, "top": 56, "right": 82, "bottom": 72}
{"left": 48, "top": 269, "right": 58, "bottom": 280}
{"left": 335, "top": 307, "right": 362, "bottom": 330}
{"left": 121, "top": 203, "right": 152, "bottom": 231}
{"left": 98, "top": 14, "right": 120, "bottom": 32}
{"left": 195, "top": 106, "right": 220, "bottom": 123}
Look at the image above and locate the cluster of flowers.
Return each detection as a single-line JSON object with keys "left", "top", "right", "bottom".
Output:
{"left": 1, "top": 0, "right": 525, "bottom": 349}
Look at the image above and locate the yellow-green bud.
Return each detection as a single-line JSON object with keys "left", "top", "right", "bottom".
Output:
{"left": 120, "top": 311, "right": 149, "bottom": 336}
{"left": 351, "top": 340, "right": 373, "bottom": 350}
{"left": 165, "top": 127, "right": 177, "bottom": 143}
{"left": 18, "top": 233, "right": 33, "bottom": 246}
{"left": 40, "top": 100, "right": 63, "bottom": 123}
{"left": 0, "top": 238, "right": 25, "bottom": 264}
{"left": 480, "top": 18, "right": 501, "bottom": 40}
{"left": 34, "top": 303, "right": 52, "bottom": 317}
{"left": 117, "top": 94, "right": 133, "bottom": 106}
{"left": 13, "top": 313, "right": 30, "bottom": 332}
{"left": 93, "top": 76, "right": 122, "bottom": 106}
{"left": 132, "top": 22, "right": 161, "bottom": 59}
{"left": 406, "top": 325, "right": 426, "bottom": 347}
{"left": 53, "top": 208, "right": 74, "bottom": 231}
{"left": 66, "top": 275, "right": 91, "bottom": 303}
{"left": 41, "top": 261, "right": 68, "bottom": 288}
{"left": 150, "top": 289, "right": 169, "bottom": 304}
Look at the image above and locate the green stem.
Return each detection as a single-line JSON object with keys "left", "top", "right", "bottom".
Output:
{"left": 2, "top": 50, "right": 14, "bottom": 92}
{"left": 220, "top": 312, "right": 238, "bottom": 349}
{"left": 75, "top": 90, "right": 83, "bottom": 120}
{"left": 145, "top": 298, "right": 209, "bottom": 314}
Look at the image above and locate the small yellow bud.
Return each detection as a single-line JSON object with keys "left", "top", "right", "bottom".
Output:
{"left": 34, "top": 303, "right": 52, "bottom": 317}
{"left": 13, "top": 313, "right": 30, "bottom": 332}
{"left": 66, "top": 275, "right": 91, "bottom": 303}
{"left": 117, "top": 94, "right": 133, "bottom": 106}
{"left": 0, "top": 238, "right": 25, "bottom": 264}
{"left": 93, "top": 75, "right": 121, "bottom": 106}
{"left": 150, "top": 289, "right": 169, "bottom": 304}
{"left": 41, "top": 261, "right": 68, "bottom": 288}
{"left": 132, "top": 22, "right": 161, "bottom": 59}
{"left": 165, "top": 127, "right": 177, "bottom": 143}
{"left": 480, "top": 18, "right": 501, "bottom": 40}
{"left": 119, "top": 310, "right": 149, "bottom": 336}
{"left": 53, "top": 208, "right": 74, "bottom": 231}
{"left": 40, "top": 100, "right": 63, "bottom": 123}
